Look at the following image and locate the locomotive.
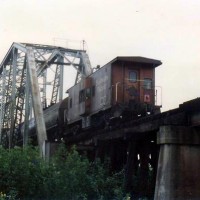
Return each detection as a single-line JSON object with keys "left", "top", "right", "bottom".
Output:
{"left": 27, "top": 56, "right": 162, "bottom": 141}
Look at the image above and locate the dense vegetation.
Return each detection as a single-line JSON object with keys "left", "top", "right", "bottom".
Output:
{"left": 0, "top": 145, "right": 125, "bottom": 200}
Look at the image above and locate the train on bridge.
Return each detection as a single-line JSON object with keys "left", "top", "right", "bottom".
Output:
{"left": 3, "top": 44, "right": 199, "bottom": 200}
{"left": 25, "top": 56, "right": 162, "bottom": 141}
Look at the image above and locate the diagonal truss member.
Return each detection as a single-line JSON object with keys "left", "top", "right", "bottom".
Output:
{"left": 0, "top": 42, "right": 92, "bottom": 153}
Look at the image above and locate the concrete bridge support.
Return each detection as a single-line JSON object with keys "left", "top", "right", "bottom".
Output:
{"left": 154, "top": 126, "right": 200, "bottom": 200}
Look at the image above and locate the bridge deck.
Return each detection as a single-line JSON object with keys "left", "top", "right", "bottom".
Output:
{"left": 66, "top": 97, "right": 200, "bottom": 145}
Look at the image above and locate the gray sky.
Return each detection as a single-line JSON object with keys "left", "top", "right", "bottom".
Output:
{"left": 0, "top": 0, "right": 200, "bottom": 111}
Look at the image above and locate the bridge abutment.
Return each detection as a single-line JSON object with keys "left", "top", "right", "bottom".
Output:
{"left": 154, "top": 126, "right": 200, "bottom": 200}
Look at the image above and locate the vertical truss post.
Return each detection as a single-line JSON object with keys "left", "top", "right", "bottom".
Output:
{"left": 12, "top": 52, "right": 27, "bottom": 146}
{"left": 50, "top": 55, "right": 64, "bottom": 104}
{"left": 26, "top": 47, "right": 47, "bottom": 155}
{"left": 0, "top": 67, "right": 6, "bottom": 144}
{"left": 42, "top": 69, "right": 47, "bottom": 108}
{"left": 80, "top": 52, "right": 93, "bottom": 76}
{"left": 9, "top": 48, "right": 18, "bottom": 149}
{"left": 74, "top": 52, "right": 92, "bottom": 84}
{"left": 50, "top": 65, "right": 59, "bottom": 104}
{"left": 23, "top": 65, "right": 30, "bottom": 147}
{"left": 1, "top": 65, "right": 13, "bottom": 148}
{"left": 59, "top": 56, "right": 64, "bottom": 102}
{"left": 75, "top": 71, "right": 81, "bottom": 85}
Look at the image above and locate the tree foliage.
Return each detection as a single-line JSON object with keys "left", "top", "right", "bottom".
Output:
{"left": 0, "top": 145, "right": 124, "bottom": 199}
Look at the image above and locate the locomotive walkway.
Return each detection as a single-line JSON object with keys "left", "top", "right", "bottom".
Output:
{"left": 64, "top": 98, "right": 200, "bottom": 199}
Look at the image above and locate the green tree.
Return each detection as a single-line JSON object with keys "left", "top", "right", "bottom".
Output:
{"left": 0, "top": 144, "right": 125, "bottom": 199}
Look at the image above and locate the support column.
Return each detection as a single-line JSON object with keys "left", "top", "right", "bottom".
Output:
{"left": 124, "top": 140, "right": 138, "bottom": 192}
{"left": 154, "top": 126, "right": 200, "bottom": 200}
{"left": 95, "top": 140, "right": 105, "bottom": 163}
{"left": 138, "top": 140, "right": 150, "bottom": 196}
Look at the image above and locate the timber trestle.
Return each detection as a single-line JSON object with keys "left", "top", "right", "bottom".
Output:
{"left": 65, "top": 98, "right": 200, "bottom": 199}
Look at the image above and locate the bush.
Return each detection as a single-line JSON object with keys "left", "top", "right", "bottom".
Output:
{"left": 0, "top": 145, "right": 124, "bottom": 199}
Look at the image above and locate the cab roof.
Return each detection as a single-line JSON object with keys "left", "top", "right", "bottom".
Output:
{"left": 109, "top": 56, "right": 162, "bottom": 67}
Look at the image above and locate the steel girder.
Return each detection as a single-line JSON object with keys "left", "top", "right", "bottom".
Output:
{"left": 0, "top": 42, "right": 93, "bottom": 151}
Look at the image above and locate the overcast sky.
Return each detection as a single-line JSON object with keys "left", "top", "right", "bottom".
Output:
{"left": 0, "top": 0, "right": 200, "bottom": 111}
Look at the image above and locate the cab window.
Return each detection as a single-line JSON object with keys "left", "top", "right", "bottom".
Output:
{"left": 129, "top": 71, "right": 137, "bottom": 82}
{"left": 143, "top": 78, "right": 152, "bottom": 89}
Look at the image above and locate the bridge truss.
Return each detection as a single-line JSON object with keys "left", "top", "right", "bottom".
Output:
{"left": 0, "top": 42, "right": 92, "bottom": 152}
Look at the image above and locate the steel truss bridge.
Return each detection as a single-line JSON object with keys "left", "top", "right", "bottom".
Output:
{"left": 0, "top": 42, "right": 92, "bottom": 152}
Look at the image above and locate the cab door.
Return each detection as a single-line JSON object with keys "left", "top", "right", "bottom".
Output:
{"left": 124, "top": 70, "right": 140, "bottom": 103}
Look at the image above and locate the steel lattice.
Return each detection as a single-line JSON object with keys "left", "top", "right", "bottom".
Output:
{"left": 0, "top": 42, "right": 92, "bottom": 150}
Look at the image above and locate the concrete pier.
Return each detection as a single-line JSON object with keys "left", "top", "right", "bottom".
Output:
{"left": 154, "top": 126, "right": 200, "bottom": 200}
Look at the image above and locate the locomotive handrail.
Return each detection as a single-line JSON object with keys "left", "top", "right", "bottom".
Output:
{"left": 125, "top": 78, "right": 153, "bottom": 82}
{"left": 115, "top": 82, "right": 121, "bottom": 103}
{"left": 155, "top": 86, "right": 162, "bottom": 107}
